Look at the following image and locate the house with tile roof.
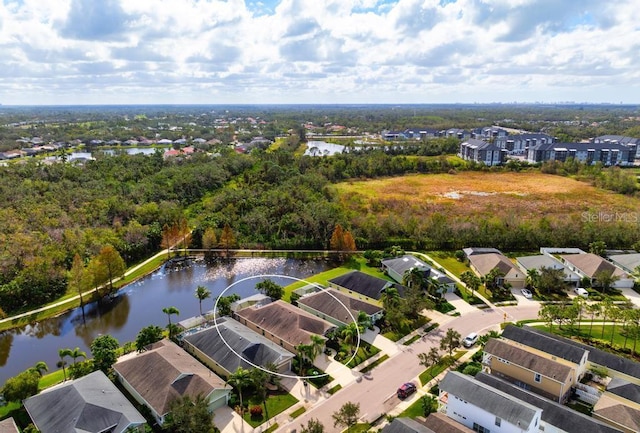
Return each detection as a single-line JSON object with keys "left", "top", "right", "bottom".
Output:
{"left": 482, "top": 338, "right": 577, "bottom": 403}
{"left": 467, "top": 253, "right": 526, "bottom": 289}
{"left": 113, "top": 339, "right": 230, "bottom": 425}
{"left": 24, "top": 370, "right": 145, "bottom": 433}
{"left": 297, "top": 288, "right": 383, "bottom": 327}
{"left": 439, "top": 371, "right": 542, "bottom": 433}
{"left": 181, "top": 317, "right": 294, "bottom": 376}
{"left": 476, "top": 372, "right": 623, "bottom": 433}
{"left": 560, "top": 253, "right": 634, "bottom": 288}
{"left": 233, "top": 300, "right": 335, "bottom": 353}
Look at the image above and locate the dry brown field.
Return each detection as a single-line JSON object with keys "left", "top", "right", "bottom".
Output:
{"left": 333, "top": 171, "right": 640, "bottom": 221}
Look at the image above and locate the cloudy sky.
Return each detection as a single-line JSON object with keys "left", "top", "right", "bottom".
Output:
{"left": 0, "top": 0, "right": 638, "bottom": 105}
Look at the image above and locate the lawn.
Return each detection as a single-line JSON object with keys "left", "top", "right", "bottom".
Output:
{"left": 397, "top": 395, "right": 438, "bottom": 418}
{"left": 289, "top": 406, "right": 306, "bottom": 419}
{"left": 283, "top": 256, "right": 391, "bottom": 302}
{"left": 38, "top": 369, "right": 65, "bottom": 390}
{"left": 427, "top": 251, "right": 470, "bottom": 277}
{"left": 336, "top": 341, "right": 381, "bottom": 368}
{"left": 382, "top": 315, "right": 429, "bottom": 341}
{"left": 343, "top": 423, "right": 371, "bottom": 433}
{"left": 242, "top": 391, "right": 298, "bottom": 428}
{"left": 419, "top": 351, "right": 466, "bottom": 386}
{"left": 360, "top": 354, "right": 389, "bottom": 373}
{"left": 533, "top": 324, "right": 640, "bottom": 356}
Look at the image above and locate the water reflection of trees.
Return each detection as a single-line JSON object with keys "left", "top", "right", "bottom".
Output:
{"left": 0, "top": 333, "right": 14, "bottom": 366}
{"left": 74, "top": 294, "right": 131, "bottom": 347}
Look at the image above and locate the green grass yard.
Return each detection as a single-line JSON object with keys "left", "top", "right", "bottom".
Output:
{"left": 242, "top": 392, "right": 298, "bottom": 428}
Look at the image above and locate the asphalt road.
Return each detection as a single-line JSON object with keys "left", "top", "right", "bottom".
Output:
{"left": 283, "top": 303, "right": 540, "bottom": 433}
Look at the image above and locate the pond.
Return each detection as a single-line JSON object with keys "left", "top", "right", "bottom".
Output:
{"left": 0, "top": 257, "right": 332, "bottom": 384}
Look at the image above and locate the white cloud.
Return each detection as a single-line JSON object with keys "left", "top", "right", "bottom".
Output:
{"left": 0, "top": 0, "right": 638, "bottom": 104}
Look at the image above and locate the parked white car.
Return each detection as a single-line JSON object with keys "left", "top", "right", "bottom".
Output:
{"left": 574, "top": 287, "right": 589, "bottom": 298}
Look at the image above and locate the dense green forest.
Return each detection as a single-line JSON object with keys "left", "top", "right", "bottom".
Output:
{"left": 1, "top": 104, "right": 639, "bottom": 317}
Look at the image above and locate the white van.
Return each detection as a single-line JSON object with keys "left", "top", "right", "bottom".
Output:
{"left": 463, "top": 332, "right": 479, "bottom": 348}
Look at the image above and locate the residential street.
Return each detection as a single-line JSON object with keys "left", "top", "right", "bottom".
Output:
{"left": 277, "top": 302, "right": 541, "bottom": 433}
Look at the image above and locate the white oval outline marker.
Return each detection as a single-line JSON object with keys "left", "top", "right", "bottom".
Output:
{"left": 212, "top": 274, "right": 362, "bottom": 380}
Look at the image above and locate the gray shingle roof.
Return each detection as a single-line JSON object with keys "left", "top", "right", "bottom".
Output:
{"left": 298, "top": 289, "right": 382, "bottom": 325}
{"left": 382, "top": 418, "right": 436, "bottom": 433}
{"left": 475, "top": 373, "right": 622, "bottom": 433}
{"left": 440, "top": 371, "right": 539, "bottom": 429}
{"left": 607, "top": 378, "right": 640, "bottom": 404}
{"left": 484, "top": 338, "right": 572, "bottom": 382}
{"left": 182, "top": 317, "right": 294, "bottom": 373}
{"left": 501, "top": 325, "right": 587, "bottom": 364}
{"left": 381, "top": 255, "right": 429, "bottom": 278}
{"left": 523, "top": 327, "right": 640, "bottom": 378}
{"left": 328, "top": 271, "right": 394, "bottom": 300}
{"left": 24, "top": 370, "right": 145, "bottom": 433}
{"left": 113, "top": 339, "right": 228, "bottom": 418}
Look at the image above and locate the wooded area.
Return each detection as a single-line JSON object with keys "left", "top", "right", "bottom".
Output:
{"left": 1, "top": 104, "right": 639, "bottom": 316}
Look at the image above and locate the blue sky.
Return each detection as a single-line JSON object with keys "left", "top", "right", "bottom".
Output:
{"left": 0, "top": 0, "right": 638, "bottom": 105}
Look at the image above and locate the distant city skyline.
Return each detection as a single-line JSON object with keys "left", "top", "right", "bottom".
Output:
{"left": 1, "top": 0, "right": 639, "bottom": 105}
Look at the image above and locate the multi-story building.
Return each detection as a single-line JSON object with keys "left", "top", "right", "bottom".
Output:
{"left": 526, "top": 142, "right": 636, "bottom": 166}
{"left": 459, "top": 139, "right": 506, "bottom": 166}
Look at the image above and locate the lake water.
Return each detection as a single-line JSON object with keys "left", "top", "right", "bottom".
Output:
{"left": 0, "top": 258, "right": 331, "bottom": 384}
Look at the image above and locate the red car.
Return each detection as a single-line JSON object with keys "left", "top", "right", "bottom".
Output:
{"left": 397, "top": 382, "right": 417, "bottom": 399}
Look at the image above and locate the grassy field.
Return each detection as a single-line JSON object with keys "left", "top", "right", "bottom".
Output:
{"left": 283, "top": 256, "right": 391, "bottom": 301}
{"left": 419, "top": 351, "right": 466, "bottom": 386}
{"left": 333, "top": 171, "right": 640, "bottom": 221}
{"left": 533, "top": 324, "right": 640, "bottom": 356}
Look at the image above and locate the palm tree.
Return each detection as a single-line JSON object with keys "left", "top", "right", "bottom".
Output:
{"left": 227, "top": 367, "right": 252, "bottom": 414}
{"left": 296, "top": 344, "right": 314, "bottom": 376}
{"left": 162, "top": 306, "right": 180, "bottom": 337}
{"left": 526, "top": 268, "right": 540, "bottom": 290}
{"left": 403, "top": 267, "right": 426, "bottom": 290}
{"left": 309, "top": 334, "right": 325, "bottom": 364}
{"left": 460, "top": 271, "right": 481, "bottom": 297}
{"left": 380, "top": 287, "right": 401, "bottom": 310}
{"left": 632, "top": 265, "right": 640, "bottom": 283}
{"left": 30, "top": 361, "right": 49, "bottom": 377}
{"left": 356, "top": 311, "right": 371, "bottom": 332}
{"left": 341, "top": 322, "right": 359, "bottom": 346}
{"left": 195, "top": 285, "right": 211, "bottom": 316}
{"left": 69, "top": 347, "right": 87, "bottom": 367}
{"left": 58, "top": 348, "right": 72, "bottom": 381}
